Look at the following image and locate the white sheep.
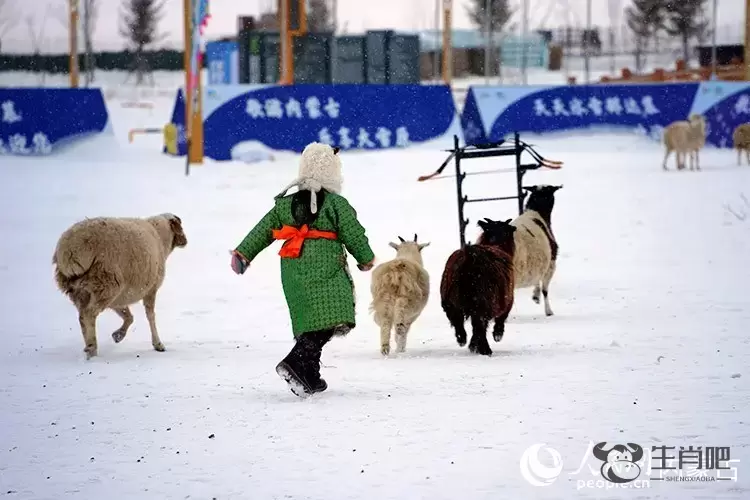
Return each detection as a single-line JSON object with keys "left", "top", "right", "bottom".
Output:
{"left": 52, "top": 213, "right": 187, "bottom": 359}
{"left": 733, "top": 123, "right": 750, "bottom": 166}
{"left": 369, "top": 234, "right": 430, "bottom": 356}
{"left": 662, "top": 114, "right": 706, "bottom": 171}
{"left": 510, "top": 185, "right": 563, "bottom": 317}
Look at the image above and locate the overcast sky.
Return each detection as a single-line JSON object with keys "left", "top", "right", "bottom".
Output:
{"left": 1, "top": 0, "right": 746, "bottom": 53}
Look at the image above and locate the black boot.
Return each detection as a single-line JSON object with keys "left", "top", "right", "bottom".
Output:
{"left": 275, "top": 330, "right": 332, "bottom": 398}
{"left": 307, "top": 330, "right": 333, "bottom": 392}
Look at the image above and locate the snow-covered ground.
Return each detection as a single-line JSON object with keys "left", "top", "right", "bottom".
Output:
{"left": 1, "top": 81, "right": 750, "bottom": 500}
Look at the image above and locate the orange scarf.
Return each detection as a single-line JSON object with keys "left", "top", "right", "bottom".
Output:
{"left": 272, "top": 224, "right": 337, "bottom": 258}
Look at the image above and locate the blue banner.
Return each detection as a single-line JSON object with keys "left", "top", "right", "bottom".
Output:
{"left": 0, "top": 88, "right": 109, "bottom": 156}
{"left": 206, "top": 41, "right": 239, "bottom": 84}
{"left": 166, "top": 83, "right": 460, "bottom": 160}
{"left": 461, "top": 82, "right": 750, "bottom": 149}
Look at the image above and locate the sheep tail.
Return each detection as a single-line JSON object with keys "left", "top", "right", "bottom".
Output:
{"left": 52, "top": 247, "right": 96, "bottom": 297}
{"left": 393, "top": 296, "right": 408, "bottom": 327}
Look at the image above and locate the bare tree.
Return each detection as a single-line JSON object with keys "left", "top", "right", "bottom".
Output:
{"left": 119, "top": 0, "right": 167, "bottom": 85}
{"left": 51, "top": 0, "right": 98, "bottom": 86}
{"left": 26, "top": 8, "right": 53, "bottom": 85}
{"left": 664, "top": 0, "right": 709, "bottom": 63}
{"left": 81, "top": 0, "right": 100, "bottom": 85}
{"left": 0, "top": 0, "right": 18, "bottom": 53}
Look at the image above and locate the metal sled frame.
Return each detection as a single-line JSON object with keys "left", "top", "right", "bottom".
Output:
{"left": 418, "top": 133, "right": 563, "bottom": 248}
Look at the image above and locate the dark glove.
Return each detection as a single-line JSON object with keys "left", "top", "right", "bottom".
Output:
{"left": 357, "top": 258, "right": 375, "bottom": 271}
{"left": 230, "top": 250, "right": 250, "bottom": 275}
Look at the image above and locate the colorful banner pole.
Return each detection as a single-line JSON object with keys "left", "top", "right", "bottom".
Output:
{"left": 185, "top": 0, "right": 210, "bottom": 176}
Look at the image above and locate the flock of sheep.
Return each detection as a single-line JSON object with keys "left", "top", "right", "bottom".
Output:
{"left": 365, "top": 185, "right": 562, "bottom": 357}
{"left": 662, "top": 116, "right": 750, "bottom": 170}
{"left": 51, "top": 113, "right": 749, "bottom": 361}
{"left": 50, "top": 181, "right": 563, "bottom": 360}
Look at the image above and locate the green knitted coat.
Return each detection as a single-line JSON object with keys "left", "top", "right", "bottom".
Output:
{"left": 235, "top": 192, "right": 375, "bottom": 337}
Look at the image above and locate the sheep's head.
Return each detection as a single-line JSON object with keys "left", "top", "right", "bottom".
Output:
{"left": 164, "top": 213, "right": 188, "bottom": 249}
{"left": 477, "top": 218, "right": 517, "bottom": 247}
{"left": 388, "top": 234, "right": 430, "bottom": 265}
{"left": 689, "top": 113, "right": 706, "bottom": 134}
{"left": 523, "top": 184, "right": 563, "bottom": 215}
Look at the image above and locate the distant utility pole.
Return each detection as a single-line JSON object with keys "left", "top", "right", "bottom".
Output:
{"left": 484, "top": 0, "right": 490, "bottom": 84}
{"left": 584, "top": 0, "right": 591, "bottom": 83}
{"left": 711, "top": 0, "right": 717, "bottom": 77}
{"left": 521, "top": 0, "right": 529, "bottom": 85}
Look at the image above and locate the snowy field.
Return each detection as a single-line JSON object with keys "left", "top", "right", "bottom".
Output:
{"left": 1, "top": 84, "right": 750, "bottom": 500}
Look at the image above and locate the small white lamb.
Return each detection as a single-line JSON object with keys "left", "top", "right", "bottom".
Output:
{"left": 52, "top": 213, "right": 187, "bottom": 359}
{"left": 662, "top": 114, "right": 706, "bottom": 171}
{"left": 370, "top": 235, "right": 430, "bottom": 356}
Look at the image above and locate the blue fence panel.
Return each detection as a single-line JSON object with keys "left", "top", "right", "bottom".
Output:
{"left": 0, "top": 88, "right": 109, "bottom": 156}
{"left": 167, "top": 83, "right": 458, "bottom": 160}
{"left": 206, "top": 41, "right": 239, "bottom": 84}
{"left": 461, "top": 83, "right": 701, "bottom": 146}
{"left": 461, "top": 82, "right": 750, "bottom": 149}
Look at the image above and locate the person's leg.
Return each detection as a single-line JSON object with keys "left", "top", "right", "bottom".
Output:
{"left": 276, "top": 329, "right": 334, "bottom": 397}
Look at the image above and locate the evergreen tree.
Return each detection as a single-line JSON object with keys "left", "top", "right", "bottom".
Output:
{"left": 625, "top": 0, "right": 665, "bottom": 71}
{"left": 119, "top": 0, "right": 166, "bottom": 85}
{"left": 307, "top": 0, "right": 333, "bottom": 33}
{"left": 466, "top": 0, "right": 514, "bottom": 34}
{"left": 663, "top": 0, "right": 709, "bottom": 63}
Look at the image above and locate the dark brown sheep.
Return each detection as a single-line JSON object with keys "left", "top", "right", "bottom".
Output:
{"left": 440, "top": 218, "right": 516, "bottom": 356}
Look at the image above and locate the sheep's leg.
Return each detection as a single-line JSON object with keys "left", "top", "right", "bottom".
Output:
{"left": 695, "top": 150, "right": 701, "bottom": 171}
{"left": 443, "top": 303, "right": 467, "bottom": 346}
{"left": 738, "top": 148, "right": 742, "bottom": 166}
{"left": 492, "top": 311, "right": 511, "bottom": 342}
{"left": 143, "top": 291, "right": 165, "bottom": 352}
{"left": 110, "top": 307, "right": 133, "bottom": 343}
{"left": 662, "top": 147, "right": 672, "bottom": 170}
{"left": 468, "top": 316, "right": 491, "bottom": 356}
{"left": 78, "top": 312, "right": 99, "bottom": 359}
{"left": 379, "top": 320, "right": 392, "bottom": 356}
{"left": 542, "top": 260, "right": 557, "bottom": 317}
{"left": 745, "top": 149, "right": 750, "bottom": 165}
{"left": 394, "top": 322, "right": 411, "bottom": 353}
{"left": 532, "top": 284, "right": 541, "bottom": 304}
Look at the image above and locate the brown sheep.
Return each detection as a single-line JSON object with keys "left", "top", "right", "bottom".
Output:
{"left": 52, "top": 213, "right": 187, "bottom": 359}
{"left": 662, "top": 114, "right": 706, "bottom": 171}
{"left": 733, "top": 123, "right": 750, "bottom": 166}
{"left": 440, "top": 218, "right": 516, "bottom": 356}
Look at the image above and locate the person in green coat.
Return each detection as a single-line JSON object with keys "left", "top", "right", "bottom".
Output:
{"left": 230, "top": 142, "right": 376, "bottom": 398}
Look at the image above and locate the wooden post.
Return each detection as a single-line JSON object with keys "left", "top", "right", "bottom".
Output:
{"left": 183, "top": 0, "right": 204, "bottom": 164}
{"left": 69, "top": 0, "right": 79, "bottom": 88}
{"left": 279, "top": 0, "right": 307, "bottom": 85}
{"left": 442, "top": 0, "right": 452, "bottom": 85}
{"left": 279, "top": 0, "right": 292, "bottom": 84}
{"left": 746, "top": 0, "right": 750, "bottom": 80}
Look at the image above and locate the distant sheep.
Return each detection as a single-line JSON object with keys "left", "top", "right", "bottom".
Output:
{"left": 511, "top": 185, "right": 563, "bottom": 317}
{"left": 370, "top": 234, "right": 430, "bottom": 356}
{"left": 662, "top": 114, "right": 706, "bottom": 171}
{"left": 52, "top": 213, "right": 187, "bottom": 359}
{"left": 440, "top": 218, "right": 516, "bottom": 356}
{"left": 733, "top": 123, "right": 750, "bottom": 166}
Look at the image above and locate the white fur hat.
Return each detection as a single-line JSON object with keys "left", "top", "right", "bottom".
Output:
{"left": 275, "top": 142, "right": 343, "bottom": 213}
